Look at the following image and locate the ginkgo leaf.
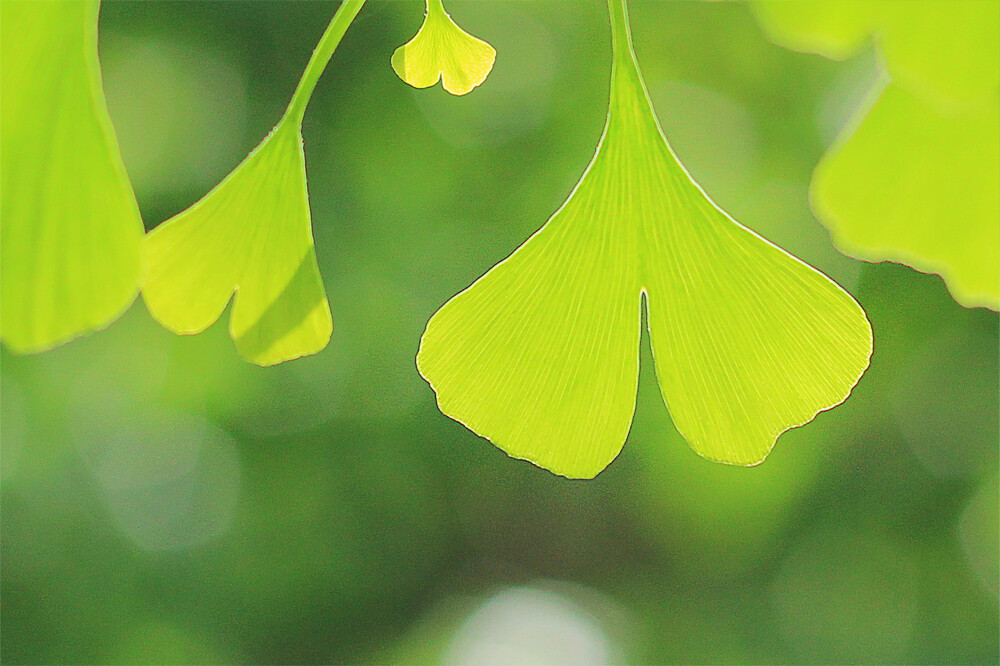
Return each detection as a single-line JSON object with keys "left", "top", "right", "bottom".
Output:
{"left": 143, "top": 121, "right": 332, "bottom": 366}
{"left": 814, "top": 84, "right": 999, "bottom": 311}
{"left": 392, "top": 0, "right": 496, "bottom": 96}
{"left": 1, "top": 0, "right": 143, "bottom": 353}
{"left": 749, "top": 0, "right": 873, "bottom": 61}
{"left": 417, "top": 0, "right": 872, "bottom": 478}
{"left": 753, "top": 0, "right": 999, "bottom": 106}
{"left": 142, "top": 0, "right": 367, "bottom": 365}
{"left": 751, "top": 0, "right": 1000, "bottom": 310}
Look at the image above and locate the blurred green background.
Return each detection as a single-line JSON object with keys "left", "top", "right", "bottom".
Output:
{"left": 2, "top": 1, "right": 997, "bottom": 663}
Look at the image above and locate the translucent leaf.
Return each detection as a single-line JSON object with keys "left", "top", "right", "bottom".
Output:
{"left": 754, "top": 0, "right": 999, "bottom": 106}
{"left": 392, "top": 0, "right": 496, "bottom": 95}
{"left": 417, "top": 0, "right": 872, "bottom": 478}
{"left": 750, "top": 0, "right": 874, "bottom": 61}
{"left": 1, "top": 0, "right": 143, "bottom": 352}
{"left": 752, "top": 0, "right": 1000, "bottom": 309}
{"left": 815, "top": 85, "right": 999, "bottom": 310}
{"left": 143, "top": 122, "right": 332, "bottom": 366}
{"left": 142, "top": 0, "right": 367, "bottom": 365}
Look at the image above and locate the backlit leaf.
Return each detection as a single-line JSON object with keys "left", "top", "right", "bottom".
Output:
{"left": 142, "top": 0, "right": 367, "bottom": 365}
{"left": 392, "top": 0, "right": 496, "bottom": 95}
{"left": 143, "top": 121, "right": 332, "bottom": 366}
{"left": 814, "top": 84, "right": 999, "bottom": 311}
{"left": 417, "top": 0, "right": 872, "bottom": 478}
{"left": 752, "top": 0, "right": 1000, "bottom": 310}
{"left": 749, "top": 0, "right": 873, "bottom": 61}
{"left": 1, "top": 0, "right": 143, "bottom": 353}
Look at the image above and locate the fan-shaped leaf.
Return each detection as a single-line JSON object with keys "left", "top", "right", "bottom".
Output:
{"left": 392, "top": 0, "right": 496, "bottom": 95}
{"left": 142, "top": 0, "right": 367, "bottom": 364}
{"left": 752, "top": 0, "right": 1000, "bottom": 310}
{"left": 143, "top": 122, "right": 331, "bottom": 366}
{"left": 417, "top": 0, "right": 872, "bottom": 478}
{"left": 1, "top": 0, "right": 143, "bottom": 352}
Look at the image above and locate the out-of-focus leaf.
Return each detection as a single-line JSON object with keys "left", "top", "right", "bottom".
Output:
{"left": 816, "top": 86, "right": 999, "bottom": 312}
{"left": 0, "top": 0, "right": 143, "bottom": 352}
{"left": 755, "top": 0, "right": 999, "bottom": 104}
{"left": 392, "top": 0, "right": 496, "bottom": 95}
{"left": 143, "top": 0, "right": 368, "bottom": 365}
{"left": 752, "top": 0, "right": 1000, "bottom": 310}
{"left": 749, "top": 0, "right": 873, "bottom": 61}
{"left": 417, "top": 0, "right": 872, "bottom": 478}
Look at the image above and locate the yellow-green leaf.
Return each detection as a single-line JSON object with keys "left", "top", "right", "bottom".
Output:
{"left": 1, "top": 0, "right": 143, "bottom": 353}
{"left": 143, "top": 121, "right": 332, "bottom": 367}
{"left": 392, "top": 0, "right": 496, "bottom": 96}
{"left": 417, "top": 0, "right": 872, "bottom": 478}
{"left": 751, "top": 0, "right": 874, "bottom": 61}
{"left": 142, "top": 0, "right": 367, "bottom": 365}
{"left": 814, "top": 84, "right": 999, "bottom": 310}
{"left": 752, "top": 0, "right": 1000, "bottom": 309}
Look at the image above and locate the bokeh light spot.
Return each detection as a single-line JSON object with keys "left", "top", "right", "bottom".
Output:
{"left": 444, "top": 585, "right": 622, "bottom": 666}
{"left": 73, "top": 398, "right": 241, "bottom": 552}
{"left": 960, "top": 474, "right": 1000, "bottom": 601}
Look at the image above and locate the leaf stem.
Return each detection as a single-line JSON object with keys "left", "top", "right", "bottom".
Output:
{"left": 427, "top": 0, "right": 446, "bottom": 19}
{"left": 607, "top": 0, "right": 644, "bottom": 93}
{"left": 607, "top": 0, "right": 631, "bottom": 53}
{"left": 285, "top": 0, "right": 368, "bottom": 124}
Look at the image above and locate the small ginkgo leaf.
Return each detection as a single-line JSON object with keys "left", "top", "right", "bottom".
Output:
{"left": 1, "top": 0, "right": 143, "bottom": 353}
{"left": 391, "top": 0, "right": 496, "bottom": 95}
{"left": 143, "top": 121, "right": 331, "bottom": 366}
{"left": 752, "top": 0, "right": 1000, "bottom": 310}
{"left": 142, "top": 0, "right": 367, "bottom": 365}
{"left": 417, "top": 0, "right": 872, "bottom": 478}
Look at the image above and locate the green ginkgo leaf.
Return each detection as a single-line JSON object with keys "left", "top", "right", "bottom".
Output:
{"left": 143, "top": 0, "right": 367, "bottom": 365}
{"left": 747, "top": 0, "right": 874, "bottom": 61}
{"left": 417, "top": 0, "right": 873, "bottom": 479}
{"left": 1, "top": 0, "right": 143, "bottom": 353}
{"left": 143, "top": 121, "right": 332, "bottom": 366}
{"left": 814, "top": 85, "right": 999, "bottom": 311}
{"left": 753, "top": 0, "right": 999, "bottom": 105}
{"left": 752, "top": 0, "right": 1000, "bottom": 310}
{"left": 392, "top": 0, "right": 496, "bottom": 95}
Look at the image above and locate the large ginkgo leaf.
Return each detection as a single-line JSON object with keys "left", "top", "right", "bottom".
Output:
{"left": 417, "top": 0, "right": 872, "bottom": 478}
{"left": 752, "top": 0, "right": 1000, "bottom": 310}
{"left": 1, "top": 0, "right": 143, "bottom": 352}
